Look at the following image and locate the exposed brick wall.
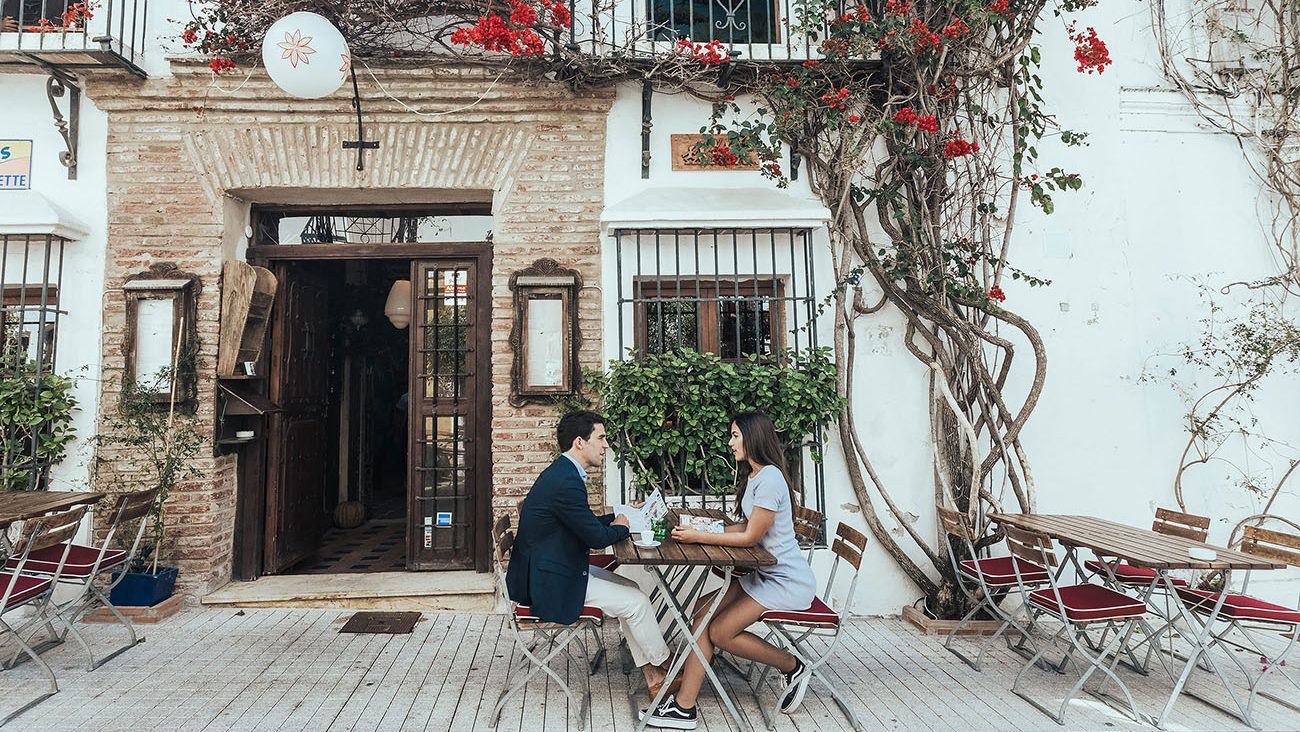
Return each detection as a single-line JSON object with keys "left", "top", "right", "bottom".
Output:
{"left": 84, "top": 62, "right": 612, "bottom": 598}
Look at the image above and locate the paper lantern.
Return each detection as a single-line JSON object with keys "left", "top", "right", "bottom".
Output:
{"left": 385, "top": 280, "right": 412, "bottom": 329}
{"left": 261, "top": 12, "right": 351, "bottom": 99}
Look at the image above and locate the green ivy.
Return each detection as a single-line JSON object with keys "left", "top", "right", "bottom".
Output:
{"left": 0, "top": 352, "right": 78, "bottom": 492}
{"left": 587, "top": 348, "right": 844, "bottom": 495}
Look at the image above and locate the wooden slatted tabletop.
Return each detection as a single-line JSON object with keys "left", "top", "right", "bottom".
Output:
{"left": 0, "top": 490, "right": 105, "bottom": 529}
{"left": 990, "top": 513, "right": 1284, "bottom": 570}
{"left": 612, "top": 507, "right": 776, "bottom": 568}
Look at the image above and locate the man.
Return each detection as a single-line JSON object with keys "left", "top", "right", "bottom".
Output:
{"left": 506, "top": 411, "right": 678, "bottom": 698}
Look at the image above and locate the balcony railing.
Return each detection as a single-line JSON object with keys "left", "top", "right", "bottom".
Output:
{"left": 571, "top": 0, "right": 875, "bottom": 62}
{"left": 0, "top": 0, "right": 147, "bottom": 76}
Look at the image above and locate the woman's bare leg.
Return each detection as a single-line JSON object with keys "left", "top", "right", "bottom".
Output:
{"left": 671, "top": 583, "right": 745, "bottom": 709}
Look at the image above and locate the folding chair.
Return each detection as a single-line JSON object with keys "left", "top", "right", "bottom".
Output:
{"left": 937, "top": 504, "right": 1049, "bottom": 670}
{"left": 1173, "top": 524, "right": 1300, "bottom": 726}
{"left": 5, "top": 487, "right": 160, "bottom": 671}
{"left": 1084, "top": 507, "right": 1208, "bottom": 591}
{"left": 489, "top": 515, "right": 602, "bottom": 730}
{"left": 1003, "top": 524, "right": 1149, "bottom": 725}
{"left": 750, "top": 521, "right": 867, "bottom": 732}
{"left": 0, "top": 506, "right": 86, "bottom": 726}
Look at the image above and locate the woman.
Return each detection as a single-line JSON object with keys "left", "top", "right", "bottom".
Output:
{"left": 642, "top": 411, "right": 817, "bottom": 730}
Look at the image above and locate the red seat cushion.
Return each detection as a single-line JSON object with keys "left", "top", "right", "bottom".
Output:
{"left": 1175, "top": 588, "right": 1300, "bottom": 626}
{"left": 1084, "top": 559, "right": 1189, "bottom": 587}
{"left": 588, "top": 554, "right": 619, "bottom": 571}
{"left": 1028, "top": 584, "right": 1147, "bottom": 623}
{"left": 1, "top": 572, "right": 53, "bottom": 609}
{"left": 958, "top": 556, "right": 1050, "bottom": 586}
{"left": 4, "top": 543, "right": 127, "bottom": 578}
{"left": 514, "top": 605, "right": 603, "bottom": 623}
{"left": 760, "top": 596, "right": 839, "bottom": 626}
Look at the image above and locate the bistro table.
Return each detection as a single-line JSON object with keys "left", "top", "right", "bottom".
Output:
{"left": 612, "top": 507, "right": 776, "bottom": 732}
{"left": 0, "top": 490, "right": 105, "bottom": 552}
{"left": 990, "top": 513, "right": 1285, "bottom": 728}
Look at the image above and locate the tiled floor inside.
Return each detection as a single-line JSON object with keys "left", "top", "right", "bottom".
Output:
{"left": 291, "top": 520, "right": 406, "bottom": 574}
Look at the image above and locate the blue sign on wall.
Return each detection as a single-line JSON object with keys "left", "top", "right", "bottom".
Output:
{"left": 0, "top": 140, "right": 34, "bottom": 190}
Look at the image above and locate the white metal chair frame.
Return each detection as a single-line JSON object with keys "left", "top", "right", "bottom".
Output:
{"left": 1003, "top": 524, "right": 1149, "bottom": 726}
{"left": 1170, "top": 525, "right": 1300, "bottom": 728}
{"left": 937, "top": 504, "right": 1047, "bottom": 671}
{"left": 488, "top": 515, "right": 601, "bottom": 731}
{"left": 749, "top": 521, "right": 866, "bottom": 732}
{"left": 0, "top": 506, "right": 86, "bottom": 727}
{"left": 8, "top": 488, "right": 161, "bottom": 672}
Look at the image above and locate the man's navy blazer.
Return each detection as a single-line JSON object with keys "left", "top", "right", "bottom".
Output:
{"left": 505, "top": 457, "right": 629, "bottom": 624}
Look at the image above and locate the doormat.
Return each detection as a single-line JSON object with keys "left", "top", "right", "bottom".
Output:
{"left": 339, "top": 611, "right": 422, "bottom": 634}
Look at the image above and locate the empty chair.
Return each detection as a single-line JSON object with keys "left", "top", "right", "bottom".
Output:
{"left": 1002, "top": 523, "right": 1148, "bottom": 726}
{"left": 936, "top": 504, "right": 1049, "bottom": 670}
{"left": 1085, "top": 507, "right": 1209, "bottom": 590}
{"left": 6, "top": 487, "right": 161, "bottom": 671}
{"left": 0, "top": 506, "right": 87, "bottom": 726}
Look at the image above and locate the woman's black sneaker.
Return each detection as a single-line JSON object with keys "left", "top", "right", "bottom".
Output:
{"left": 639, "top": 693, "right": 698, "bottom": 730}
{"left": 780, "top": 658, "right": 810, "bottom": 713}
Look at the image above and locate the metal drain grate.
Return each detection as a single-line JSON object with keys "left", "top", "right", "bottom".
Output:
{"left": 339, "top": 611, "right": 422, "bottom": 634}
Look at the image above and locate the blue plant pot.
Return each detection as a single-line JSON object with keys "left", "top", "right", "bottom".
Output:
{"left": 109, "top": 566, "right": 178, "bottom": 607}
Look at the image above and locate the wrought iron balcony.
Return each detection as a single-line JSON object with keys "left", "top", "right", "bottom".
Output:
{"left": 572, "top": 0, "right": 876, "bottom": 62}
{"left": 0, "top": 0, "right": 147, "bottom": 77}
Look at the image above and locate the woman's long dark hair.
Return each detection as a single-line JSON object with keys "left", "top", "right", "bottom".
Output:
{"left": 731, "top": 411, "right": 798, "bottom": 518}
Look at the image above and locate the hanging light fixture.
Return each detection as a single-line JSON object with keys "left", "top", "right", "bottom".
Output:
{"left": 384, "top": 280, "right": 412, "bottom": 329}
{"left": 261, "top": 11, "right": 351, "bottom": 99}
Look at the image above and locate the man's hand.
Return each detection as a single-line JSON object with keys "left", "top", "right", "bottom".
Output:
{"left": 611, "top": 514, "right": 631, "bottom": 529}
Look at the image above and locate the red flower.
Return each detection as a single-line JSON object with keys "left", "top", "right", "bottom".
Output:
{"left": 943, "top": 133, "right": 980, "bottom": 158}
{"left": 821, "top": 86, "right": 851, "bottom": 110}
{"left": 676, "top": 39, "right": 730, "bottom": 65}
{"left": 941, "top": 18, "right": 969, "bottom": 39}
{"left": 893, "top": 107, "right": 918, "bottom": 125}
{"left": 208, "top": 57, "right": 236, "bottom": 74}
{"left": 988, "top": 285, "right": 1006, "bottom": 303}
{"left": 848, "top": 114, "right": 861, "bottom": 123}
{"left": 883, "top": 0, "right": 911, "bottom": 16}
{"left": 907, "top": 18, "right": 943, "bottom": 53}
{"left": 546, "top": 0, "right": 571, "bottom": 27}
{"left": 1068, "top": 25, "right": 1112, "bottom": 74}
{"left": 786, "top": 77, "right": 801, "bottom": 87}
{"left": 802, "top": 59, "right": 820, "bottom": 68}
{"left": 181, "top": 28, "right": 198, "bottom": 45}
{"left": 987, "top": 0, "right": 1015, "bottom": 17}
{"left": 915, "top": 114, "right": 938, "bottom": 132}
{"left": 709, "top": 144, "right": 742, "bottom": 167}
{"left": 509, "top": 0, "right": 537, "bottom": 27}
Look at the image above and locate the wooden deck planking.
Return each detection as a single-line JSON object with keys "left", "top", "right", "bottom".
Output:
{"left": 0, "top": 607, "right": 1296, "bottom": 731}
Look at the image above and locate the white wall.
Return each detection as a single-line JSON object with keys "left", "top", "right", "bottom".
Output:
{"left": 601, "top": 7, "right": 1300, "bottom": 614}
{"left": 0, "top": 73, "right": 110, "bottom": 497}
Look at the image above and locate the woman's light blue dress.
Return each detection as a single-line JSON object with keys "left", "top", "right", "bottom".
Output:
{"left": 738, "top": 465, "right": 817, "bottom": 611}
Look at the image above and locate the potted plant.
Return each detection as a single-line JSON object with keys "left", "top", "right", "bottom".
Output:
{"left": 97, "top": 343, "right": 203, "bottom": 608}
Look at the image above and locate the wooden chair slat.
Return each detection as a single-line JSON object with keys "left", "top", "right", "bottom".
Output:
{"left": 1244, "top": 524, "right": 1300, "bottom": 550}
{"left": 831, "top": 538, "right": 862, "bottom": 570}
{"left": 935, "top": 505, "right": 971, "bottom": 541}
{"left": 115, "top": 487, "right": 162, "bottom": 525}
{"left": 20, "top": 506, "right": 87, "bottom": 554}
{"left": 1002, "top": 524, "right": 1057, "bottom": 567}
{"left": 792, "top": 505, "right": 824, "bottom": 546}
{"left": 1240, "top": 539, "right": 1300, "bottom": 568}
{"left": 1154, "top": 507, "right": 1211, "bottom": 530}
{"left": 835, "top": 522, "right": 868, "bottom": 551}
{"left": 1151, "top": 521, "right": 1207, "bottom": 542}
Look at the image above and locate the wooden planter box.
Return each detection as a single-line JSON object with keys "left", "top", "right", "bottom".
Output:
{"left": 901, "top": 605, "right": 1017, "bottom": 636}
{"left": 84, "top": 594, "right": 184, "bottom": 624}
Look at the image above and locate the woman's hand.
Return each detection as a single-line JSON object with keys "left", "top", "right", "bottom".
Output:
{"left": 671, "top": 527, "right": 703, "bottom": 544}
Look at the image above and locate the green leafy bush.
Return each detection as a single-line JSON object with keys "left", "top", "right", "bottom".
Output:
{"left": 588, "top": 348, "right": 843, "bottom": 495}
{"left": 0, "top": 352, "right": 78, "bottom": 492}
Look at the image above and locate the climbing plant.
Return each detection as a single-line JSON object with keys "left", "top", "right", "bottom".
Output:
{"left": 177, "top": 0, "right": 1112, "bottom": 615}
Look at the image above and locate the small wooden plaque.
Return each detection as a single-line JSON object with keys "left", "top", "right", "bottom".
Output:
{"left": 671, "top": 134, "right": 760, "bottom": 171}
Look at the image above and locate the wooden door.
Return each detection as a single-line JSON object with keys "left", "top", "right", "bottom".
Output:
{"left": 408, "top": 260, "right": 488, "bottom": 570}
{"left": 265, "top": 264, "right": 331, "bottom": 574}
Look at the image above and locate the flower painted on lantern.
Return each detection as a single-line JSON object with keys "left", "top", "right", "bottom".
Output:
{"left": 339, "top": 51, "right": 351, "bottom": 75}
{"left": 277, "top": 29, "right": 316, "bottom": 68}
{"left": 1068, "top": 25, "right": 1112, "bottom": 74}
{"left": 988, "top": 285, "right": 1006, "bottom": 302}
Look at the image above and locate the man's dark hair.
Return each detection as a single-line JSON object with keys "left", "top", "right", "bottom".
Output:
{"left": 557, "top": 411, "right": 605, "bottom": 451}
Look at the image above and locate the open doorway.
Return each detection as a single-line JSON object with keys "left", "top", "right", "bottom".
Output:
{"left": 269, "top": 258, "right": 412, "bottom": 575}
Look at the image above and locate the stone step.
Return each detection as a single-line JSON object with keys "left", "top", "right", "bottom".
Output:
{"left": 201, "top": 570, "right": 497, "bottom": 612}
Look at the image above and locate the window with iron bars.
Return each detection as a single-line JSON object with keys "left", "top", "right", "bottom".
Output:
{"left": 613, "top": 227, "right": 827, "bottom": 525}
{"left": 2, "top": 233, "right": 68, "bottom": 492}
